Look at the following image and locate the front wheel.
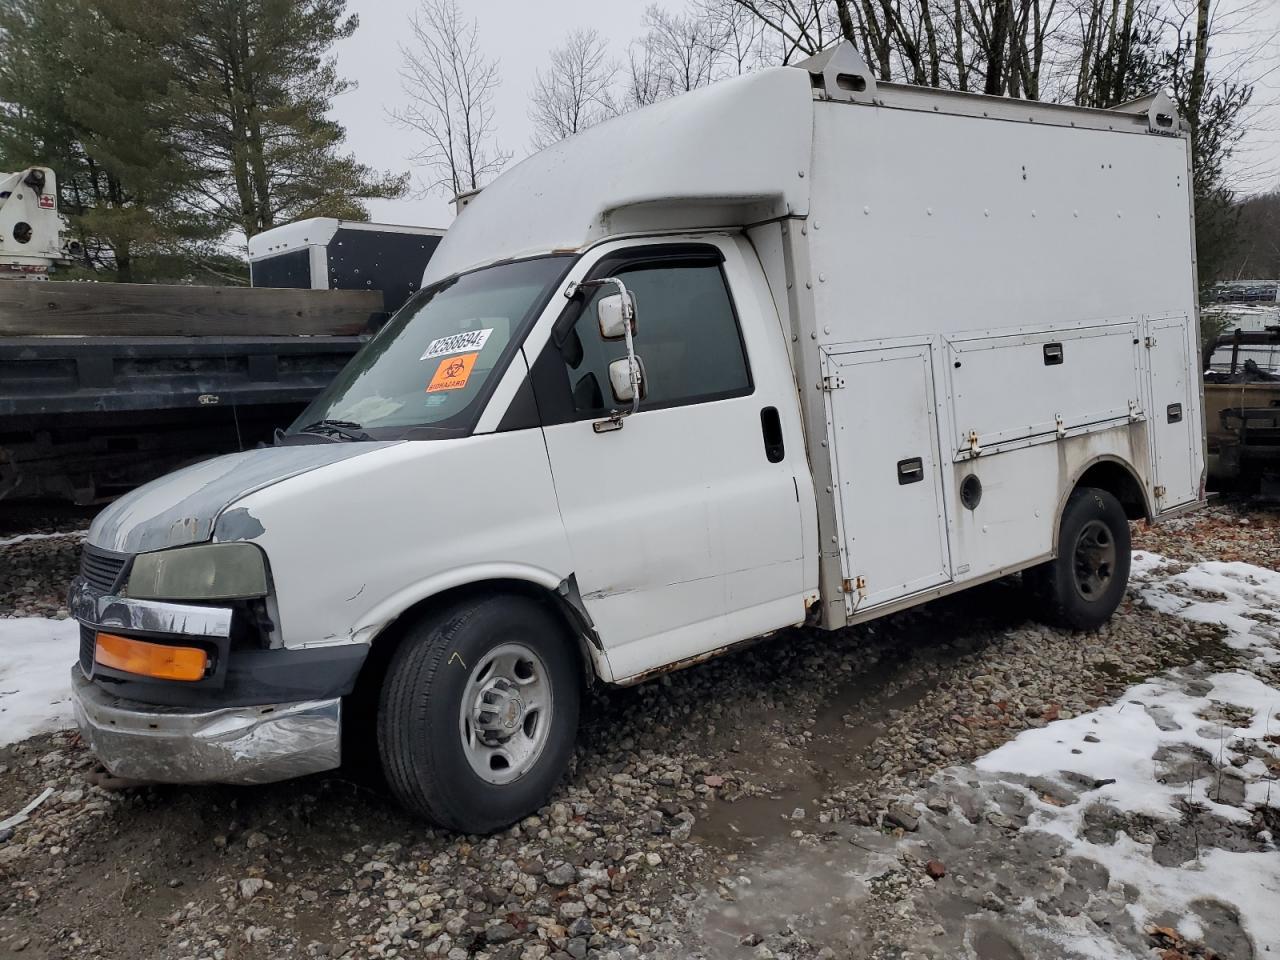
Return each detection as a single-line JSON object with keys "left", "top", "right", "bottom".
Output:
{"left": 1025, "top": 487, "right": 1131, "bottom": 631}
{"left": 377, "top": 595, "right": 580, "bottom": 833}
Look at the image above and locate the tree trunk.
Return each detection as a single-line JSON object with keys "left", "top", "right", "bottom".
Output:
{"left": 921, "top": 0, "right": 940, "bottom": 87}
{"left": 1187, "top": 0, "right": 1211, "bottom": 135}
{"left": 246, "top": 96, "right": 275, "bottom": 235}
{"left": 859, "top": 0, "right": 891, "bottom": 80}
{"left": 1075, "top": 0, "right": 1099, "bottom": 104}
{"left": 1111, "top": 0, "right": 1136, "bottom": 105}
{"left": 1102, "top": 0, "right": 1121, "bottom": 103}
{"left": 835, "top": 0, "right": 857, "bottom": 45}
{"left": 985, "top": 0, "right": 1012, "bottom": 95}
{"left": 220, "top": 42, "right": 257, "bottom": 237}
{"left": 237, "top": 11, "right": 273, "bottom": 236}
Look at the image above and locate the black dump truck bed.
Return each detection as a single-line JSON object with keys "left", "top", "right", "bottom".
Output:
{"left": 0, "top": 281, "right": 383, "bottom": 503}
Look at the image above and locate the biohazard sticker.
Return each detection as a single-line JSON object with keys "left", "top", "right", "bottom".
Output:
{"left": 427, "top": 353, "right": 478, "bottom": 392}
{"left": 421, "top": 328, "right": 492, "bottom": 360}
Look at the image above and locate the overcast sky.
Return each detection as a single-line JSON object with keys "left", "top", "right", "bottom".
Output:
{"left": 333, "top": 1, "right": 650, "bottom": 229}
{"left": 332, "top": 0, "right": 1279, "bottom": 231}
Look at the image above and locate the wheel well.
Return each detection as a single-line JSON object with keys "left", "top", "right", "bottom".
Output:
{"left": 343, "top": 579, "right": 596, "bottom": 761}
{"left": 1074, "top": 460, "right": 1150, "bottom": 521}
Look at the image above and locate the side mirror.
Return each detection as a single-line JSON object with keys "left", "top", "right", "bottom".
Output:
{"left": 597, "top": 292, "right": 637, "bottom": 340}
{"left": 608, "top": 356, "right": 646, "bottom": 404}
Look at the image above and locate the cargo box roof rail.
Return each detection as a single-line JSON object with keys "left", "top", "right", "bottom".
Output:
{"left": 797, "top": 42, "right": 1184, "bottom": 139}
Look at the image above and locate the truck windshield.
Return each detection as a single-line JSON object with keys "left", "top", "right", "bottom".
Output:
{"left": 289, "top": 255, "right": 571, "bottom": 438}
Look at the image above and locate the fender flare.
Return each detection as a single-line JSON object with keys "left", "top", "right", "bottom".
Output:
{"left": 1050, "top": 453, "right": 1152, "bottom": 555}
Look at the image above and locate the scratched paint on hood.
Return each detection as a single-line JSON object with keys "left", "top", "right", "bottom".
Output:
{"left": 88, "top": 443, "right": 398, "bottom": 555}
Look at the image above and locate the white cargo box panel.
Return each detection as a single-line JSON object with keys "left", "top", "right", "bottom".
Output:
{"left": 945, "top": 321, "right": 1143, "bottom": 458}
{"left": 804, "top": 100, "right": 1195, "bottom": 345}
{"left": 1145, "top": 314, "right": 1199, "bottom": 509}
{"left": 823, "top": 342, "right": 951, "bottom": 610}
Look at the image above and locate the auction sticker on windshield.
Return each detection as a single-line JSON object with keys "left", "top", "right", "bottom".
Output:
{"left": 420, "top": 328, "right": 493, "bottom": 360}
{"left": 427, "top": 353, "right": 479, "bottom": 392}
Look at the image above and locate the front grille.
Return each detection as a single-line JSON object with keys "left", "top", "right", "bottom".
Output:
{"left": 79, "top": 543, "right": 128, "bottom": 593}
{"left": 79, "top": 624, "right": 96, "bottom": 675}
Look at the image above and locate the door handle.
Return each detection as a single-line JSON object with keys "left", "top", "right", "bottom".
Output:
{"left": 760, "top": 407, "right": 785, "bottom": 463}
{"left": 897, "top": 457, "right": 924, "bottom": 484}
{"left": 1166, "top": 403, "right": 1183, "bottom": 424}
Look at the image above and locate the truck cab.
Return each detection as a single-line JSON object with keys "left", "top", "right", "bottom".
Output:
{"left": 69, "top": 45, "right": 1205, "bottom": 833}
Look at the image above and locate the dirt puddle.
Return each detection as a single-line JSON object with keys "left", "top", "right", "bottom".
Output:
{"left": 694, "top": 660, "right": 931, "bottom": 851}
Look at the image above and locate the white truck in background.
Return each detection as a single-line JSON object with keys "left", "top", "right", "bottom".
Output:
{"left": 248, "top": 217, "right": 447, "bottom": 315}
{"left": 0, "top": 166, "right": 76, "bottom": 279}
{"left": 69, "top": 43, "right": 1205, "bottom": 834}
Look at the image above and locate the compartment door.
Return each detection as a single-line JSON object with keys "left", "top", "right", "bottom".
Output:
{"left": 1147, "top": 315, "right": 1199, "bottom": 510}
{"left": 825, "top": 344, "right": 951, "bottom": 611}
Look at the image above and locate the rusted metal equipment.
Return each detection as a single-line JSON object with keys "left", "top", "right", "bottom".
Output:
{"left": 1203, "top": 328, "right": 1280, "bottom": 497}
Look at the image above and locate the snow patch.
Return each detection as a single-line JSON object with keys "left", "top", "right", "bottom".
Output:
{"left": 977, "top": 669, "right": 1279, "bottom": 824}
{"left": 0, "top": 529, "right": 87, "bottom": 548}
{"left": 973, "top": 551, "right": 1280, "bottom": 953}
{"left": 0, "top": 617, "right": 79, "bottom": 746}
{"left": 1131, "top": 551, "right": 1280, "bottom": 663}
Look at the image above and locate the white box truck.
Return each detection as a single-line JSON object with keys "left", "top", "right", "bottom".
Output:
{"left": 248, "top": 217, "right": 447, "bottom": 314}
{"left": 68, "top": 44, "right": 1205, "bottom": 833}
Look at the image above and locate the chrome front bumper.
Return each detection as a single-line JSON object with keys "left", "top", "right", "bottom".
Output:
{"left": 70, "top": 667, "right": 342, "bottom": 785}
{"left": 68, "top": 575, "right": 233, "bottom": 639}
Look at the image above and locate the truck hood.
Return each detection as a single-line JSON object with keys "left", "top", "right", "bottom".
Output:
{"left": 88, "top": 443, "right": 398, "bottom": 555}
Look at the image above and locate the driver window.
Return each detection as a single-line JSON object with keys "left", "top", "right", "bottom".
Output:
{"left": 561, "top": 260, "right": 751, "bottom": 414}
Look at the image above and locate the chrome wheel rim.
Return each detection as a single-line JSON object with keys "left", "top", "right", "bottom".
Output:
{"left": 458, "top": 642, "right": 553, "bottom": 784}
{"left": 1072, "top": 519, "right": 1116, "bottom": 601}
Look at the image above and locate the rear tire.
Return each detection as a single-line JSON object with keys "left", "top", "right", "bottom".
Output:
{"left": 377, "top": 595, "right": 580, "bottom": 833}
{"left": 1025, "top": 487, "right": 1130, "bottom": 631}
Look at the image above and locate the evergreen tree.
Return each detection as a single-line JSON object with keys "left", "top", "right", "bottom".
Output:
{"left": 168, "top": 0, "right": 407, "bottom": 239}
{"left": 0, "top": 0, "right": 211, "bottom": 280}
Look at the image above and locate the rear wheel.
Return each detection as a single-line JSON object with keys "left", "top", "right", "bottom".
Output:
{"left": 1025, "top": 487, "right": 1130, "bottom": 631}
{"left": 377, "top": 595, "right": 580, "bottom": 833}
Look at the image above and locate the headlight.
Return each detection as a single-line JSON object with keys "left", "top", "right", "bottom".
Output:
{"left": 124, "top": 543, "right": 269, "bottom": 601}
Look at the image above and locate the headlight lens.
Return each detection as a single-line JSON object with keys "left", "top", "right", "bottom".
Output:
{"left": 124, "top": 543, "right": 269, "bottom": 601}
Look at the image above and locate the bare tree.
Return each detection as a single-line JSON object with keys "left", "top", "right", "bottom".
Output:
{"left": 698, "top": 0, "right": 776, "bottom": 73}
{"left": 724, "top": 0, "right": 843, "bottom": 61}
{"left": 392, "top": 0, "right": 509, "bottom": 199}
{"left": 620, "top": 4, "right": 735, "bottom": 108}
{"left": 529, "top": 29, "right": 618, "bottom": 149}
{"left": 644, "top": 5, "right": 724, "bottom": 94}
{"left": 623, "top": 39, "right": 668, "bottom": 109}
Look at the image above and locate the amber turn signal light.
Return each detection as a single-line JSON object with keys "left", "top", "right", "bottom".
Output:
{"left": 94, "top": 632, "right": 208, "bottom": 682}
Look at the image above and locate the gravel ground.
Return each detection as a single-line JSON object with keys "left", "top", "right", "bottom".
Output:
{"left": 0, "top": 501, "right": 1273, "bottom": 960}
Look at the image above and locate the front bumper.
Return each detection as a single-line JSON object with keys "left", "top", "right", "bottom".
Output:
{"left": 71, "top": 666, "right": 341, "bottom": 785}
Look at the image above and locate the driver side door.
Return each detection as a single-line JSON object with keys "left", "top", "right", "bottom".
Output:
{"left": 528, "top": 240, "right": 805, "bottom": 680}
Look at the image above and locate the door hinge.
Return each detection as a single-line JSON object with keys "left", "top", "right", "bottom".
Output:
{"left": 1154, "top": 484, "right": 1166, "bottom": 498}
{"left": 1055, "top": 413, "right": 1067, "bottom": 438}
{"left": 965, "top": 430, "right": 983, "bottom": 458}
{"left": 842, "top": 576, "right": 867, "bottom": 596}
{"left": 1144, "top": 335, "right": 1158, "bottom": 348}
{"left": 821, "top": 374, "right": 846, "bottom": 391}
{"left": 1128, "top": 399, "right": 1141, "bottom": 421}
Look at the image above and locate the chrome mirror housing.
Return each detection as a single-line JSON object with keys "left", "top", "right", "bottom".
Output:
{"left": 597, "top": 291, "right": 637, "bottom": 340}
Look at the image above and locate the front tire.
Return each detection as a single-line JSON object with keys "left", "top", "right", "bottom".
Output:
{"left": 1025, "top": 487, "right": 1130, "bottom": 631}
{"left": 377, "top": 595, "right": 580, "bottom": 833}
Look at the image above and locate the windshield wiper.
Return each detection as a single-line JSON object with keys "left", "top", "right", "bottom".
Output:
{"left": 296, "top": 419, "right": 373, "bottom": 442}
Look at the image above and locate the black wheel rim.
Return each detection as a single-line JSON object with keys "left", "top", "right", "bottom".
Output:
{"left": 1072, "top": 519, "right": 1116, "bottom": 601}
